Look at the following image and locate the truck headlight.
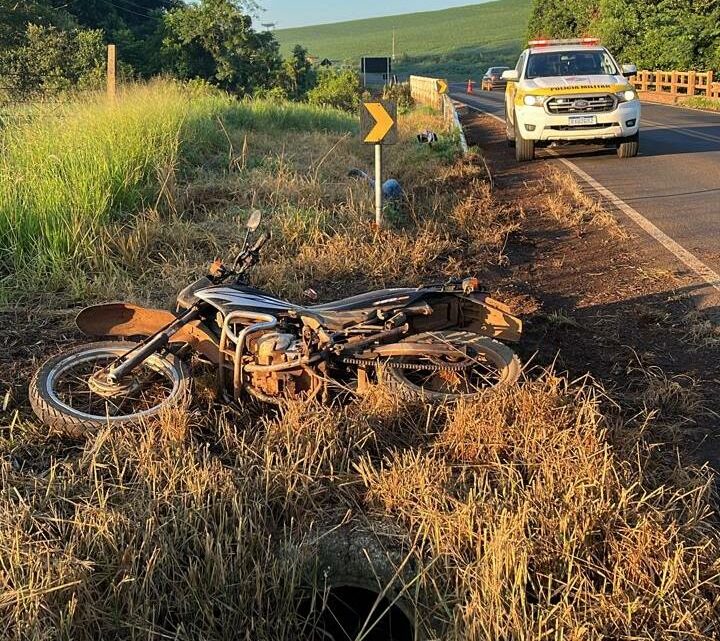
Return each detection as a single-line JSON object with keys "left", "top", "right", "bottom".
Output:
{"left": 523, "top": 95, "right": 544, "bottom": 107}
{"left": 616, "top": 89, "right": 637, "bottom": 102}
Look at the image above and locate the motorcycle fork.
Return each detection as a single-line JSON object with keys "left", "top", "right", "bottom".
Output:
{"left": 107, "top": 306, "right": 201, "bottom": 382}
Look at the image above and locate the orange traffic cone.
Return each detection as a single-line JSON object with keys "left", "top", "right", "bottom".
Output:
{"left": 466, "top": 79, "right": 474, "bottom": 95}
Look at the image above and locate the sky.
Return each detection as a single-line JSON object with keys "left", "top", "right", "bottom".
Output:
{"left": 255, "top": 1, "right": 489, "bottom": 29}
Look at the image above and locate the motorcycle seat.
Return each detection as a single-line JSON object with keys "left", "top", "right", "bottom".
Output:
{"left": 304, "top": 288, "right": 422, "bottom": 329}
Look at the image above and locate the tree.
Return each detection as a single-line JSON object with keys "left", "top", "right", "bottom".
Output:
{"left": 527, "top": 0, "right": 720, "bottom": 71}
{"left": 47, "top": 0, "right": 181, "bottom": 76}
{"left": 161, "top": 0, "right": 282, "bottom": 95}
{"left": 526, "top": 0, "right": 598, "bottom": 41}
{"left": 307, "top": 68, "right": 361, "bottom": 112}
{"left": 0, "top": 0, "right": 175, "bottom": 87}
{"left": 0, "top": 0, "right": 70, "bottom": 49}
{"left": 283, "top": 44, "right": 316, "bottom": 99}
{"left": 595, "top": 0, "right": 720, "bottom": 69}
{"left": 3, "top": 24, "right": 106, "bottom": 95}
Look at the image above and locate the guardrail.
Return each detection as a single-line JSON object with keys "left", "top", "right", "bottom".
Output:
{"left": 409, "top": 75, "right": 444, "bottom": 111}
{"left": 631, "top": 70, "right": 720, "bottom": 104}
{"left": 409, "top": 75, "right": 468, "bottom": 154}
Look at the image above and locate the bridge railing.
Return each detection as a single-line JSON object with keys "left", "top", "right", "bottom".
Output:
{"left": 631, "top": 69, "right": 720, "bottom": 103}
{"left": 409, "top": 75, "right": 468, "bottom": 154}
{"left": 409, "top": 75, "right": 444, "bottom": 110}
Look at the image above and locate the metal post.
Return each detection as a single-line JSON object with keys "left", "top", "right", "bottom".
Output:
{"left": 374, "top": 143, "right": 383, "bottom": 227}
{"left": 107, "top": 44, "right": 117, "bottom": 102}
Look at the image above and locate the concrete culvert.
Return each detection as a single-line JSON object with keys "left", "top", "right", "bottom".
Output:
{"left": 294, "top": 525, "right": 428, "bottom": 640}
{"left": 299, "top": 584, "right": 415, "bottom": 641}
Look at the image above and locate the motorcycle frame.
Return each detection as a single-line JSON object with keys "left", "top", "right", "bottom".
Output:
{"left": 75, "top": 289, "right": 522, "bottom": 403}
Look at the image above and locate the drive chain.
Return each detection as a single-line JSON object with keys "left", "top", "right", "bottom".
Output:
{"left": 339, "top": 356, "right": 471, "bottom": 371}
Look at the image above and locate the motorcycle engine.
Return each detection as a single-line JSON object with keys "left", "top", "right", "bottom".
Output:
{"left": 249, "top": 332, "right": 310, "bottom": 399}
{"left": 254, "top": 332, "right": 300, "bottom": 365}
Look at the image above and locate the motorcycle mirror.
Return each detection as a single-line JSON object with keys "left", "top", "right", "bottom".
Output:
{"left": 246, "top": 209, "right": 262, "bottom": 232}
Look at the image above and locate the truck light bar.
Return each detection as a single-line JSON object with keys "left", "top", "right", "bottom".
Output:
{"left": 528, "top": 37, "right": 600, "bottom": 47}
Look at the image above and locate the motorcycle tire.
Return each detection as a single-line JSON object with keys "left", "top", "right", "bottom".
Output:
{"left": 30, "top": 341, "right": 191, "bottom": 436}
{"left": 379, "top": 331, "right": 521, "bottom": 402}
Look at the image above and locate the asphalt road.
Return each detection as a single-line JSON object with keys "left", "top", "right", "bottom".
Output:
{"left": 450, "top": 84, "right": 720, "bottom": 308}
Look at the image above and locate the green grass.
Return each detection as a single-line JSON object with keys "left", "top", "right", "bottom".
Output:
{"left": 0, "top": 81, "right": 355, "bottom": 298}
{"left": 275, "top": 0, "right": 530, "bottom": 80}
{"left": 679, "top": 95, "right": 720, "bottom": 112}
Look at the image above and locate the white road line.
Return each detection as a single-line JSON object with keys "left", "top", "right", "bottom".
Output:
{"left": 554, "top": 158, "right": 720, "bottom": 293}
{"left": 462, "top": 102, "right": 504, "bottom": 123}
{"left": 454, "top": 97, "right": 720, "bottom": 294}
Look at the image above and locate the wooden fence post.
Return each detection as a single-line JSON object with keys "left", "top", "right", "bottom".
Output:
{"left": 688, "top": 70, "right": 697, "bottom": 96}
{"left": 107, "top": 44, "right": 117, "bottom": 101}
{"left": 707, "top": 70, "right": 715, "bottom": 98}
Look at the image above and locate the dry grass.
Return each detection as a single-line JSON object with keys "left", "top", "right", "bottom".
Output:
{"left": 539, "top": 168, "right": 628, "bottom": 238}
{"left": 61, "top": 104, "right": 516, "bottom": 308}
{"left": 2, "top": 88, "right": 720, "bottom": 640}
{"left": 2, "top": 378, "right": 719, "bottom": 639}
{"left": 682, "top": 311, "right": 720, "bottom": 349}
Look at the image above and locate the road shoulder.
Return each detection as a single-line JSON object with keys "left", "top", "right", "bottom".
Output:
{"left": 460, "top": 108, "right": 720, "bottom": 467}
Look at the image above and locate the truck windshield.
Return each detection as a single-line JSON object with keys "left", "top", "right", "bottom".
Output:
{"left": 525, "top": 51, "right": 619, "bottom": 79}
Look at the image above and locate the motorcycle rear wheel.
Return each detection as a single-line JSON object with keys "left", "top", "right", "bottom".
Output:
{"left": 380, "top": 331, "right": 521, "bottom": 402}
{"left": 30, "top": 341, "right": 190, "bottom": 436}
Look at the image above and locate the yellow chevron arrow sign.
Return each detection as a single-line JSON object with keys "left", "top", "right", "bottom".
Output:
{"left": 437, "top": 79, "right": 448, "bottom": 95}
{"left": 361, "top": 101, "right": 397, "bottom": 144}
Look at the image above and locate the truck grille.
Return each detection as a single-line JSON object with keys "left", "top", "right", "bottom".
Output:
{"left": 546, "top": 94, "right": 616, "bottom": 114}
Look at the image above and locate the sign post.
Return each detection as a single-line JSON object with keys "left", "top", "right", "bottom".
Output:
{"left": 437, "top": 79, "right": 448, "bottom": 116}
{"left": 360, "top": 100, "right": 397, "bottom": 228}
{"left": 374, "top": 144, "right": 383, "bottom": 227}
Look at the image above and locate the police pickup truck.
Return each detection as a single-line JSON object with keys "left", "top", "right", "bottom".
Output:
{"left": 503, "top": 38, "right": 640, "bottom": 161}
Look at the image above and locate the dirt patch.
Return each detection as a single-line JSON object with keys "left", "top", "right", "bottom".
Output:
{"left": 0, "top": 309, "right": 78, "bottom": 414}
{"left": 461, "top": 110, "right": 720, "bottom": 466}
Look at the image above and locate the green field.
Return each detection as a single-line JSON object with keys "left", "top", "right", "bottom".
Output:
{"left": 275, "top": 0, "right": 531, "bottom": 80}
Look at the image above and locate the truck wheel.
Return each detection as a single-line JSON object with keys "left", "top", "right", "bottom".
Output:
{"left": 505, "top": 109, "right": 516, "bottom": 148}
{"left": 617, "top": 133, "right": 639, "bottom": 158}
{"left": 515, "top": 120, "right": 535, "bottom": 162}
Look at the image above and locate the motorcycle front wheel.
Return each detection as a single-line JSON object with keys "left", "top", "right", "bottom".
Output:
{"left": 30, "top": 341, "right": 191, "bottom": 436}
{"left": 380, "top": 331, "right": 521, "bottom": 402}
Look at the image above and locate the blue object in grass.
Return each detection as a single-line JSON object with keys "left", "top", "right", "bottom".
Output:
{"left": 348, "top": 169, "right": 403, "bottom": 200}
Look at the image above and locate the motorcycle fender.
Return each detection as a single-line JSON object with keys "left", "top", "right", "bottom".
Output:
{"left": 75, "top": 303, "right": 220, "bottom": 363}
{"left": 461, "top": 294, "right": 522, "bottom": 342}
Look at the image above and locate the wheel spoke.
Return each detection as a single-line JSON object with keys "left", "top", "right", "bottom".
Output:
{"left": 386, "top": 335, "right": 509, "bottom": 398}
{"left": 51, "top": 349, "right": 177, "bottom": 421}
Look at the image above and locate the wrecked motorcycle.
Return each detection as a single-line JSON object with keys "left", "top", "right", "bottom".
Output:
{"left": 30, "top": 212, "right": 523, "bottom": 433}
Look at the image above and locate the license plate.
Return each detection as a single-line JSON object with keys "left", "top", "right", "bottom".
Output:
{"left": 569, "top": 115, "right": 597, "bottom": 126}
